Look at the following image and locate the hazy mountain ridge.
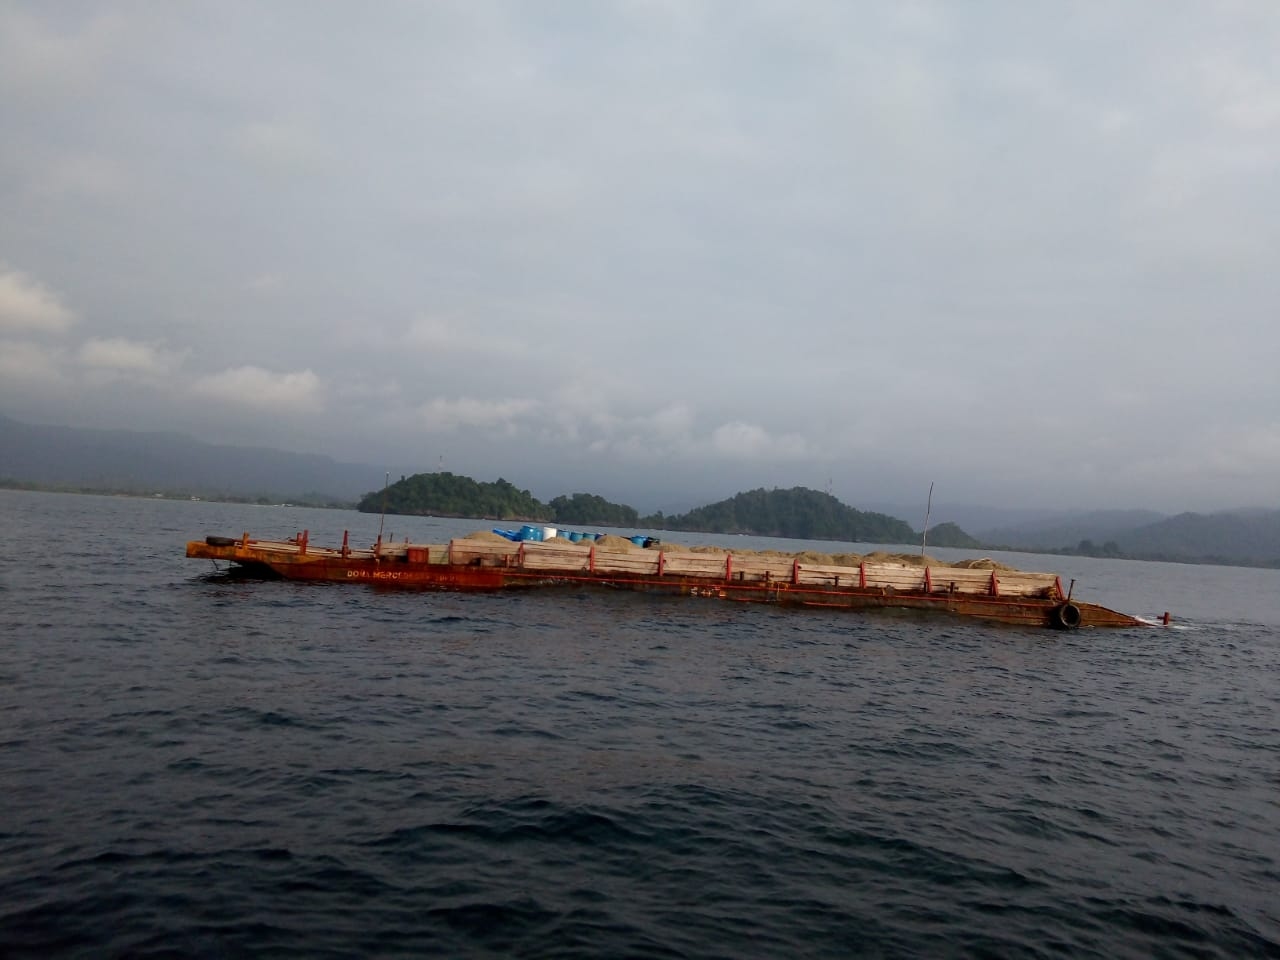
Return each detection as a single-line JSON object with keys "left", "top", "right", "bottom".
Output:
{"left": 0, "top": 414, "right": 384, "bottom": 501}
{"left": 977, "top": 507, "right": 1280, "bottom": 567}
{"left": 976, "top": 509, "right": 1170, "bottom": 551}
{"left": 1118, "top": 511, "right": 1280, "bottom": 565}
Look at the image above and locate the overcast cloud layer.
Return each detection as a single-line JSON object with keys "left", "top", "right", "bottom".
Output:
{"left": 2, "top": 2, "right": 1278, "bottom": 513}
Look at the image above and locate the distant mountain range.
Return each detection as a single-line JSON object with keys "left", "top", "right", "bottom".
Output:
{"left": 3, "top": 414, "right": 1278, "bottom": 566}
{"left": 975, "top": 509, "right": 1169, "bottom": 552}
{"left": 975, "top": 508, "right": 1280, "bottom": 566}
{"left": 0, "top": 414, "right": 382, "bottom": 502}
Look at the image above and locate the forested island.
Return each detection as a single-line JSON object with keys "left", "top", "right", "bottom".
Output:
{"left": 355, "top": 473, "right": 640, "bottom": 525}
{"left": 355, "top": 472, "right": 981, "bottom": 547}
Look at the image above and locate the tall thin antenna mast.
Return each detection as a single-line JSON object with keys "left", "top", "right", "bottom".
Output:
{"left": 377, "top": 471, "right": 390, "bottom": 543}
{"left": 920, "top": 481, "right": 934, "bottom": 559}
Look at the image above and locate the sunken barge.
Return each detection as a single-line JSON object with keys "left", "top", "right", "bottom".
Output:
{"left": 186, "top": 530, "right": 1153, "bottom": 630}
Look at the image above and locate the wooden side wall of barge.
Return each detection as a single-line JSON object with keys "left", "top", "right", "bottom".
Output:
{"left": 589, "top": 549, "right": 661, "bottom": 576}
{"left": 793, "top": 562, "right": 868, "bottom": 587}
{"left": 729, "top": 556, "right": 798, "bottom": 582}
{"left": 852, "top": 563, "right": 925, "bottom": 591}
{"left": 925, "top": 566, "right": 994, "bottom": 595}
{"left": 520, "top": 541, "right": 593, "bottom": 572}
{"left": 448, "top": 539, "right": 521, "bottom": 565}
{"left": 660, "top": 552, "right": 732, "bottom": 577}
{"left": 991, "top": 570, "right": 1063, "bottom": 598}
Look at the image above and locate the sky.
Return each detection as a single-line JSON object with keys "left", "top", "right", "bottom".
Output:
{"left": 2, "top": 1, "right": 1278, "bottom": 515}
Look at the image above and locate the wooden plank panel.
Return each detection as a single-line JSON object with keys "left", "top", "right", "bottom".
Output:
{"left": 795, "top": 562, "right": 864, "bottom": 587}
{"left": 728, "top": 556, "right": 796, "bottom": 582}
{"left": 731, "top": 557, "right": 797, "bottom": 578}
{"left": 926, "top": 566, "right": 994, "bottom": 595}
{"left": 994, "top": 571, "right": 1061, "bottom": 597}
{"left": 661, "top": 552, "right": 729, "bottom": 577}
{"left": 520, "top": 550, "right": 593, "bottom": 566}
{"left": 592, "top": 553, "right": 660, "bottom": 575}
{"left": 448, "top": 540, "right": 519, "bottom": 564}
{"left": 862, "top": 569, "right": 927, "bottom": 591}
{"left": 522, "top": 542, "right": 592, "bottom": 560}
{"left": 995, "top": 571, "right": 1058, "bottom": 586}
{"left": 930, "top": 575, "right": 989, "bottom": 594}
{"left": 927, "top": 567, "right": 992, "bottom": 584}
{"left": 522, "top": 552, "right": 591, "bottom": 572}
{"left": 517, "top": 541, "right": 593, "bottom": 573}
{"left": 802, "top": 562, "right": 866, "bottom": 577}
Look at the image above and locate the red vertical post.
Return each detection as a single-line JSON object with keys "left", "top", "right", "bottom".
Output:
{"left": 341, "top": 530, "right": 349, "bottom": 558}
{"left": 792, "top": 559, "right": 799, "bottom": 585}
{"left": 859, "top": 562, "right": 866, "bottom": 589}
{"left": 725, "top": 553, "right": 733, "bottom": 582}
{"left": 589, "top": 545, "right": 596, "bottom": 574}
{"left": 990, "top": 571, "right": 1000, "bottom": 596}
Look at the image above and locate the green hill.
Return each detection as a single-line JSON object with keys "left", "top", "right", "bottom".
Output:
{"left": 925, "top": 522, "right": 983, "bottom": 549}
{"left": 357, "top": 472, "right": 549, "bottom": 519}
{"left": 549, "top": 493, "right": 639, "bottom": 526}
{"left": 647, "top": 486, "right": 919, "bottom": 543}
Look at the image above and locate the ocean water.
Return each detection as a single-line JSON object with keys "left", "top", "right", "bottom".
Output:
{"left": 1, "top": 490, "right": 1277, "bottom": 958}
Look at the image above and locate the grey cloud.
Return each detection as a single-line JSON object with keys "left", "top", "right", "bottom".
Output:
{"left": 2, "top": 1, "right": 1278, "bottom": 513}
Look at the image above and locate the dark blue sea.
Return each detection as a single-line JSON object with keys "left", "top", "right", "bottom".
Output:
{"left": 2, "top": 490, "right": 1278, "bottom": 958}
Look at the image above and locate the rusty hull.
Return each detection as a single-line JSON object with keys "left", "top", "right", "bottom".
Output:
{"left": 186, "top": 533, "right": 1149, "bottom": 630}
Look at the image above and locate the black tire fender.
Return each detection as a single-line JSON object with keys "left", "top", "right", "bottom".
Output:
{"left": 206, "top": 535, "right": 237, "bottom": 547}
{"left": 1052, "top": 602, "right": 1082, "bottom": 630}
